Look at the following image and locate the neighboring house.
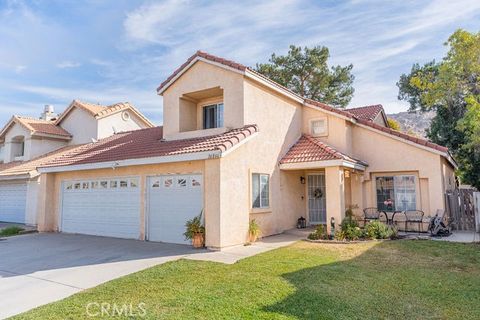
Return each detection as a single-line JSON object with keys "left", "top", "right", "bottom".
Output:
{"left": 0, "top": 101, "right": 154, "bottom": 224}
{"left": 32, "top": 51, "right": 456, "bottom": 250}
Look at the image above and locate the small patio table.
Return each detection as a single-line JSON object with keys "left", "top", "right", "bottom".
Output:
{"left": 383, "top": 211, "right": 402, "bottom": 226}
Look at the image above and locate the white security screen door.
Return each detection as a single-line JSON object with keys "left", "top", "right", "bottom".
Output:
{"left": 308, "top": 174, "right": 326, "bottom": 224}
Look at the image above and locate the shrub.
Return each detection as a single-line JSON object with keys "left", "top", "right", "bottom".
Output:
{"left": 184, "top": 211, "right": 205, "bottom": 240}
{"left": 0, "top": 226, "right": 24, "bottom": 237}
{"left": 249, "top": 219, "right": 260, "bottom": 238}
{"left": 364, "top": 220, "right": 397, "bottom": 239}
{"left": 307, "top": 224, "right": 328, "bottom": 240}
{"left": 335, "top": 214, "right": 363, "bottom": 241}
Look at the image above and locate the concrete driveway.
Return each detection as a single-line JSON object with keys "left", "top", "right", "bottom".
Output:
{"left": 0, "top": 233, "right": 199, "bottom": 319}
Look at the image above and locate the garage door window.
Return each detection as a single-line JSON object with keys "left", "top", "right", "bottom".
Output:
{"left": 74, "top": 183, "right": 81, "bottom": 190}
{"left": 177, "top": 178, "right": 187, "bottom": 187}
{"left": 120, "top": 180, "right": 128, "bottom": 188}
{"left": 82, "top": 182, "right": 89, "bottom": 189}
{"left": 164, "top": 178, "right": 173, "bottom": 188}
{"left": 100, "top": 181, "right": 108, "bottom": 188}
{"left": 192, "top": 178, "right": 201, "bottom": 187}
{"left": 110, "top": 181, "right": 118, "bottom": 188}
{"left": 130, "top": 179, "right": 139, "bottom": 188}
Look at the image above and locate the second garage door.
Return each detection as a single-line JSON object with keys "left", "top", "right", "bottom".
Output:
{"left": 147, "top": 174, "right": 203, "bottom": 244}
{"left": 61, "top": 177, "right": 141, "bottom": 239}
{"left": 0, "top": 182, "right": 27, "bottom": 223}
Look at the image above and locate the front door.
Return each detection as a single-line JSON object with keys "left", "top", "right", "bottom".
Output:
{"left": 308, "top": 174, "right": 326, "bottom": 224}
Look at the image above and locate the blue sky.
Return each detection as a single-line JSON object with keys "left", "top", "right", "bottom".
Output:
{"left": 1, "top": 0, "right": 480, "bottom": 125}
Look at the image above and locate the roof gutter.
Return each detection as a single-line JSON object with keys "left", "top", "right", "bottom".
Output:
{"left": 0, "top": 171, "right": 38, "bottom": 181}
{"left": 38, "top": 150, "right": 222, "bottom": 173}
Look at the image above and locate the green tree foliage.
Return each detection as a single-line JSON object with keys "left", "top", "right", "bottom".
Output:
{"left": 397, "top": 29, "right": 480, "bottom": 188}
{"left": 256, "top": 45, "right": 354, "bottom": 108}
{"left": 387, "top": 118, "right": 401, "bottom": 131}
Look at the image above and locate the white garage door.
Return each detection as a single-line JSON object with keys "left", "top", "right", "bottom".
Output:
{"left": 0, "top": 182, "right": 27, "bottom": 223}
{"left": 61, "top": 177, "right": 141, "bottom": 239}
{"left": 147, "top": 174, "right": 203, "bottom": 244}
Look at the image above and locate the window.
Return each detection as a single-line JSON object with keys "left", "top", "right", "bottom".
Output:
{"left": 203, "top": 103, "right": 224, "bottom": 129}
{"left": 177, "top": 178, "right": 187, "bottom": 187}
{"left": 164, "top": 178, "right": 173, "bottom": 188}
{"left": 110, "top": 180, "right": 118, "bottom": 188}
{"left": 376, "top": 175, "right": 416, "bottom": 212}
{"left": 120, "top": 180, "right": 128, "bottom": 188}
{"left": 252, "top": 173, "right": 269, "bottom": 208}
{"left": 130, "top": 179, "right": 139, "bottom": 188}
{"left": 82, "top": 182, "right": 89, "bottom": 189}
{"left": 310, "top": 118, "right": 327, "bottom": 136}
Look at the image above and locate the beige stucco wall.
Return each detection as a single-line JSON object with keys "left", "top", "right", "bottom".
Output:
{"left": 28, "top": 136, "right": 67, "bottom": 160}
{"left": 60, "top": 107, "right": 98, "bottom": 144}
{"left": 162, "top": 61, "right": 245, "bottom": 137}
{"left": 301, "top": 107, "right": 353, "bottom": 155}
{"left": 3, "top": 123, "right": 31, "bottom": 162}
{"left": 97, "top": 111, "right": 149, "bottom": 138}
{"left": 351, "top": 124, "right": 451, "bottom": 217}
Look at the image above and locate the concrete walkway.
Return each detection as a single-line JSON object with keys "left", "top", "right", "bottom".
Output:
{"left": 0, "top": 232, "right": 301, "bottom": 319}
{"left": 186, "top": 233, "right": 302, "bottom": 264}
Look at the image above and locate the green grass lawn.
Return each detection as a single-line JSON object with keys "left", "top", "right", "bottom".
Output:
{"left": 13, "top": 240, "right": 480, "bottom": 320}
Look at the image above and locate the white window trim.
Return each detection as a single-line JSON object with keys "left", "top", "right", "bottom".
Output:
{"left": 202, "top": 102, "right": 224, "bottom": 129}
{"left": 309, "top": 117, "right": 328, "bottom": 137}
{"left": 251, "top": 173, "right": 270, "bottom": 210}
{"left": 374, "top": 174, "right": 418, "bottom": 212}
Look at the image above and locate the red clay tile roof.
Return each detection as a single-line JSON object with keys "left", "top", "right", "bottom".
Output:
{"left": 346, "top": 105, "right": 385, "bottom": 122}
{"left": 157, "top": 51, "right": 247, "bottom": 93}
{"left": 55, "top": 100, "right": 155, "bottom": 128}
{"left": 156, "top": 50, "right": 451, "bottom": 157}
{"left": 281, "top": 135, "right": 368, "bottom": 166}
{"left": 0, "top": 146, "right": 80, "bottom": 178}
{"left": 10, "top": 116, "right": 72, "bottom": 138}
{"left": 39, "top": 125, "right": 258, "bottom": 169}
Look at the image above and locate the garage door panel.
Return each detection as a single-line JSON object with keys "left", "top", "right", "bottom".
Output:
{"left": 61, "top": 177, "right": 140, "bottom": 239}
{"left": 148, "top": 175, "right": 203, "bottom": 244}
{"left": 0, "top": 182, "right": 27, "bottom": 223}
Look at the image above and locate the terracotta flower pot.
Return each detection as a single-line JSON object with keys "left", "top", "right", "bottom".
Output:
{"left": 192, "top": 233, "right": 204, "bottom": 248}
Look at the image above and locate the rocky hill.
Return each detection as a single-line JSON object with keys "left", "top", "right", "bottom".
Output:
{"left": 387, "top": 110, "right": 435, "bottom": 138}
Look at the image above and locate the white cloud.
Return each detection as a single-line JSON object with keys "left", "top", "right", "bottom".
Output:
{"left": 56, "top": 61, "right": 81, "bottom": 68}
{"left": 14, "top": 65, "right": 27, "bottom": 73}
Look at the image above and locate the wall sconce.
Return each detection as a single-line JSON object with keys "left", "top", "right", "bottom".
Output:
{"left": 300, "top": 176, "right": 305, "bottom": 184}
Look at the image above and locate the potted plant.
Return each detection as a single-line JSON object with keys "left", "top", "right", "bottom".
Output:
{"left": 184, "top": 210, "right": 205, "bottom": 248}
{"left": 248, "top": 219, "right": 261, "bottom": 243}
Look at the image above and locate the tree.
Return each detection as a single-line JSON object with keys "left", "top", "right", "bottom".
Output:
{"left": 387, "top": 118, "right": 401, "bottom": 131}
{"left": 256, "top": 45, "right": 354, "bottom": 108}
{"left": 397, "top": 29, "right": 480, "bottom": 188}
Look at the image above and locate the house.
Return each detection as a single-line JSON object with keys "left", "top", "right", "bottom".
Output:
{"left": 33, "top": 51, "right": 456, "bottom": 249}
{"left": 0, "top": 101, "right": 154, "bottom": 225}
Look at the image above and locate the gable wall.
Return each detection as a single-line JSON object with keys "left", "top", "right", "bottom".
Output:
{"left": 97, "top": 111, "right": 150, "bottom": 138}
{"left": 60, "top": 107, "right": 98, "bottom": 144}
{"left": 162, "top": 61, "right": 245, "bottom": 136}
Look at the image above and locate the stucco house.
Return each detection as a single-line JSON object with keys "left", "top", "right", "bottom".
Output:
{"left": 31, "top": 51, "right": 456, "bottom": 249}
{"left": 0, "top": 100, "right": 154, "bottom": 224}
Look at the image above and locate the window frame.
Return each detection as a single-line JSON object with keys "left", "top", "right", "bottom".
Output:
{"left": 375, "top": 174, "right": 417, "bottom": 212}
{"left": 309, "top": 117, "right": 328, "bottom": 137}
{"left": 202, "top": 103, "right": 224, "bottom": 129}
{"left": 251, "top": 173, "right": 270, "bottom": 209}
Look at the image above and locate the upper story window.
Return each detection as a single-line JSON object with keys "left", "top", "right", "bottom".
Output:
{"left": 310, "top": 118, "right": 328, "bottom": 136}
{"left": 203, "top": 103, "right": 224, "bottom": 129}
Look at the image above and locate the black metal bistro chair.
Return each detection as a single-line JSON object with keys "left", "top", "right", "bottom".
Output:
{"left": 404, "top": 210, "right": 425, "bottom": 232}
{"left": 362, "top": 208, "right": 385, "bottom": 227}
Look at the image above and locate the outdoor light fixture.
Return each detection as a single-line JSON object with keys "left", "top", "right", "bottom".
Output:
{"left": 300, "top": 176, "right": 306, "bottom": 184}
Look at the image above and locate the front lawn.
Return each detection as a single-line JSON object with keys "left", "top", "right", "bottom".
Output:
{"left": 14, "top": 240, "right": 480, "bottom": 319}
{"left": 0, "top": 226, "right": 24, "bottom": 237}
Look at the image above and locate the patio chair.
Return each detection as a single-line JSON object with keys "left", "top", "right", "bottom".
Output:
{"left": 404, "top": 210, "right": 425, "bottom": 232}
{"left": 362, "top": 208, "right": 385, "bottom": 226}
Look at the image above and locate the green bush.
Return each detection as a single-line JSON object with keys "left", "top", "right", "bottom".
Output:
{"left": 364, "top": 220, "right": 397, "bottom": 239}
{"left": 335, "top": 214, "right": 363, "bottom": 241}
{"left": 0, "top": 226, "right": 24, "bottom": 237}
{"left": 307, "top": 224, "right": 328, "bottom": 240}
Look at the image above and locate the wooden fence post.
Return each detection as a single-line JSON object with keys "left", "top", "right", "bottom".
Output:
{"left": 474, "top": 192, "right": 480, "bottom": 233}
